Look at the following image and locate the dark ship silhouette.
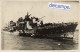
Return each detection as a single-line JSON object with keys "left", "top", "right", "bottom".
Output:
{"left": 8, "top": 12, "right": 78, "bottom": 38}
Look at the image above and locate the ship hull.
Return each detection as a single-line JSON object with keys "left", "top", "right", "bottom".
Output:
{"left": 33, "top": 22, "right": 78, "bottom": 37}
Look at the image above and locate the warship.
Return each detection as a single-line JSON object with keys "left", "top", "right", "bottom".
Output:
{"left": 8, "top": 12, "right": 78, "bottom": 38}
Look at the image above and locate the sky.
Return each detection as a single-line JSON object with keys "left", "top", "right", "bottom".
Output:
{"left": 1, "top": 1, "right": 79, "bottom": 28}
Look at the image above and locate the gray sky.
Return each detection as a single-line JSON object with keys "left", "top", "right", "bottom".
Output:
{"left": 2, "top": 1, "right": 79, "bottom": 28}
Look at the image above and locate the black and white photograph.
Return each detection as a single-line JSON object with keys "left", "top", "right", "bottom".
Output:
{"left": 1, "top": 0, "right": 79, "bottom": 50}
